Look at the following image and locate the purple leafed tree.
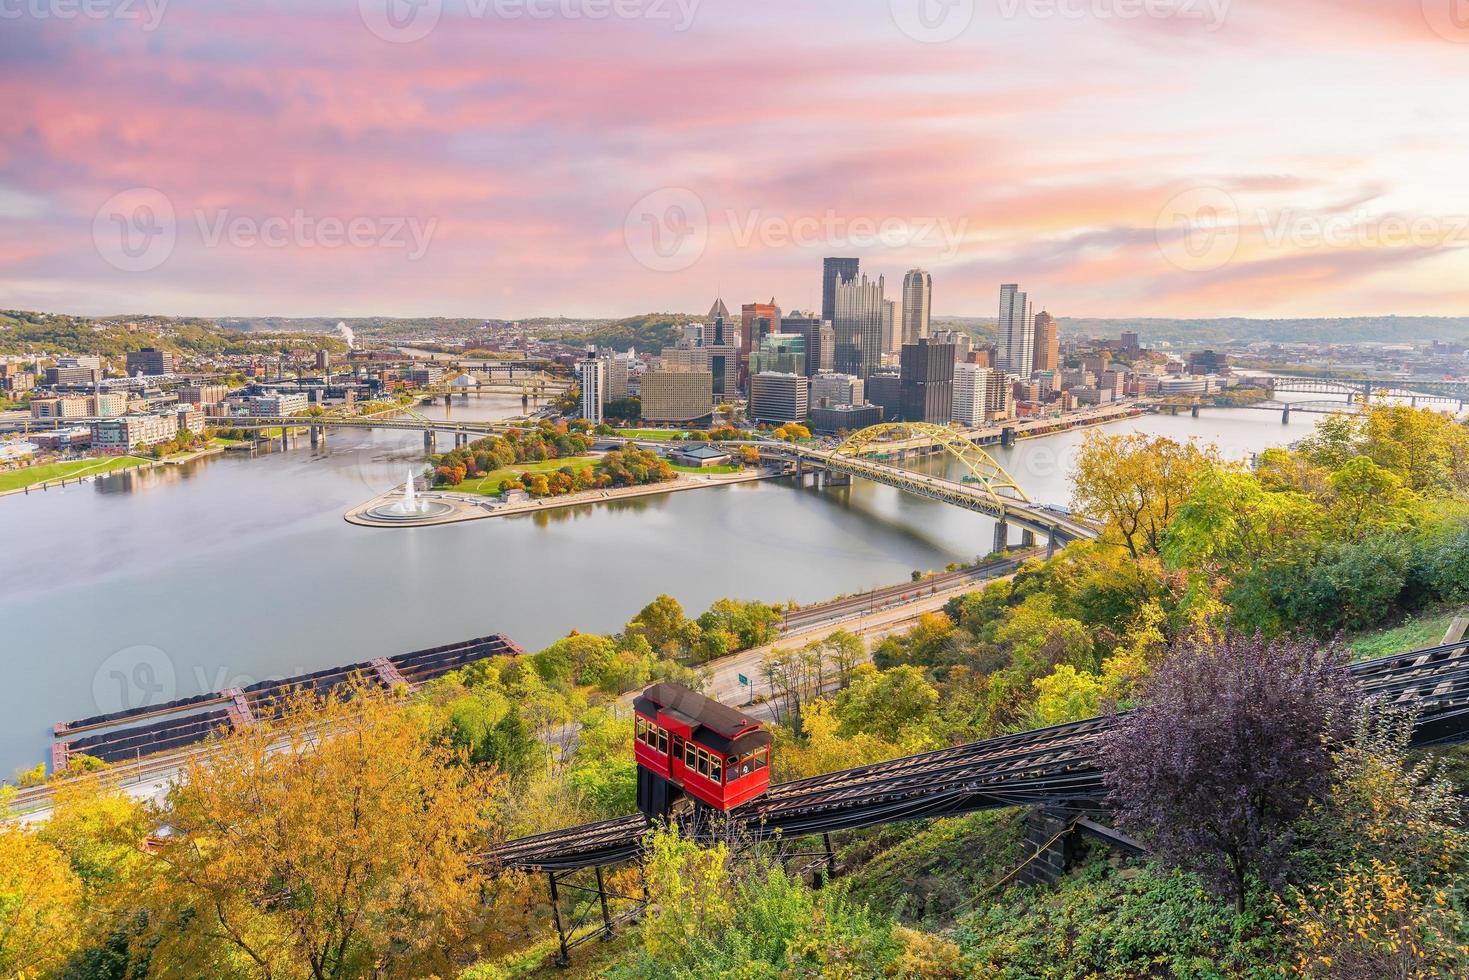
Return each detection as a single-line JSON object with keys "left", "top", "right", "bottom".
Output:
{"left": 1100, "top": 630, "right": 1358, "bottom": 912}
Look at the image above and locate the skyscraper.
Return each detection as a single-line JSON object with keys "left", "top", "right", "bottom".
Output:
{"left": 899, "top": 338, "right": 955, "bottom": 424}
{"left": 599, "top": 349, "right": 630, "bottom": 402}
{"left": 997, "top": 283, "right": 1035, "bottom": 378}
{"left": 577, "top": 353, "right": 604, "bottom": 425}
{"left": 1032, "top": 310, "right": 1059, "bottom": 372}
{"left": 740, "top": 299, "right": 781, "bottom": 387}
{"left": 833, "top": 274, "right": 886, "bottom": 379}
{"left": 821, "top": 257, "right": 859, "bottom": 324}
{"left": 708, "top": 297, "right": 731, "bottom": 346}
{"left": 780, "top": 313, "right": 825, "bottom": 376}
{"left": 901, "top": 269, "right": 932, "bottom": 346}
{"left": 882, "top": 299, "right": 899, "bottom": 356}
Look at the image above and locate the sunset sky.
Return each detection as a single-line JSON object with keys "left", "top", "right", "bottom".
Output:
{"left": 3, "top": 0, "right": 1469, "bottom": 320}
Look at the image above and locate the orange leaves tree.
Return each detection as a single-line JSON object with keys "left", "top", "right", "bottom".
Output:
{"left": 142, "top": 682, "right": 508, "bottom": 979}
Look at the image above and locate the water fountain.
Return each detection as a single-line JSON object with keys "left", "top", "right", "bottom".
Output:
{"left": 361, "top": 469, "right": 454, "bottom": 523}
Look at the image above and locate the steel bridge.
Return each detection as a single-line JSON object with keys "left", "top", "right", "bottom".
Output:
{"left": 1263, "top": 374, "right": 1469, "bottom": 405}
{"left": 205, "top": 412, "right": 542, "bottom": 452}
{"left": 487, "top": 636, "right": 1469, "bottom": 875}
{"left": 762, "top": 422, "right": 1098, "bottom": 552}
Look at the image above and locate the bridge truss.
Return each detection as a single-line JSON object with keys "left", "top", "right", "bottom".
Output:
{"left": 832, "top": 422, "right": 1031, "bottom": 511}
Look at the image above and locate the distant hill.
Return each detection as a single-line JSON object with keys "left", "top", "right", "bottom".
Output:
{"left": 0, "top": 310, "right": 346, "bottom": 358}
{"left": 1057, "top": 316, "right": 1469, "bottom": 347}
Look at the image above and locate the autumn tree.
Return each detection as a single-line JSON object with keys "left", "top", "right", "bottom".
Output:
{"left": 626, "top": 594, "right": 700, "bottom": 659}
{"left": 143, "top": 683, "right": 505, "bottom": 979}
{"left": 1102, "top": 631, "right": 1357, "bottom": 912}
{"left": 0, "top": 825, "right": 84, "bottom": 977}
{"left": 1071, "top": 431, "right": 1221, "bottom": 559}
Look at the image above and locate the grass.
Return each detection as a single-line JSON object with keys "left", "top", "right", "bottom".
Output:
{"left": 1350, "top": 607, "right": 1464, "bottom": 660}
{"left": 615, "top": 428, "right": 690, "bottom": 441}
{"left": 457, "top": 456, "right": 598, "bottom": 496}
{"left": 670, "top": 464, "right": 742, "bottom": 475}
{"left": 0, "top": 455, "right": 149, "bottom": 493}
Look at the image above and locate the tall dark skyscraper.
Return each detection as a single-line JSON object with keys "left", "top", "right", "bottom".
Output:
{"left": 899, "top": 338, "right": 956, "bottom": 424}
{"left": 821, "top": 257, "right": 859, "bottom": 325}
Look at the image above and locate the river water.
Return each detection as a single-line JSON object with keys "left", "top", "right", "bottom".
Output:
{"left": 0, "top": 395, "right": 1349, "bottom": 777}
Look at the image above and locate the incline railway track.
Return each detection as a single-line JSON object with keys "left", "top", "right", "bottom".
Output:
{"left": 487, "top": 638, "right": 1469, "bottom": 872}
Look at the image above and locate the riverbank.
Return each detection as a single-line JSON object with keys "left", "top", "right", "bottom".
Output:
{"left": 345, "top": 467, "right": 777, "bottom": 528}
{"left": 0, "top": 445, "right": 228, "bottom": 498}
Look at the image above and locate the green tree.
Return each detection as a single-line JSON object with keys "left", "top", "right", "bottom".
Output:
{"left": 626, "top": 594, "right": 699, "bottom": 659}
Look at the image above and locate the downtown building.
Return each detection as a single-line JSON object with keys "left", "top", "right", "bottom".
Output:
{"left": 952, "top": 363, "right": 1016, "bottom": 425}
{"left": 748, "top": 332, "right": 806, "bottom": 377}
{"left": 90, "top": 413, "right": 177, "bottom": 453}
{"left": 1032, "top": 310, "right": 1060, "bottom": 373}
{"left": 641, "top": 369, "right": 714, "bottom": 424}
{"left": 739, "top": 299, "right": 781, "bottom": 388}
{"left": 748, "top": 372, "right": 809, "bottom": 425}
{"left": 578, "top": 354, "right": 605, "bottom": 424}
{"left": 901, "top": 269, "right": 932, "bottom": 346}
{"left": 821, "top": 257, "right": 859, "bottom": 325}
{"left": 125, "top": 347, "right": 176, "bottom": 377}
{"left": 997, "top": 283, "right": 1035, "bottom": 378}
{"left": 810, "top": 372, "right": 864, "bottom": 408}
{"left": 833, "top": 273, "right": 887, "bottom": 380}
{"left": 898, "top": 338, "right": 955, "bottom": 424}
{"left": 780, "top": 313, "right": 830, "bottom": 376}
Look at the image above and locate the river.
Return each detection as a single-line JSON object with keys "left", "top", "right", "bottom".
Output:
{"left": 0, "top": 395, "right": 1346, "bottom": 777}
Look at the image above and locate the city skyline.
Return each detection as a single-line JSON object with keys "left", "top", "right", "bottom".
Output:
{"left": 3, "top": 4, "right": 1468, "bottom": 321}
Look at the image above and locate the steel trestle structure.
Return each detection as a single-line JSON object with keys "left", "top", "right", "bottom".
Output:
{"left": 487, "top": 638, "right": 1469, "bottom": 874}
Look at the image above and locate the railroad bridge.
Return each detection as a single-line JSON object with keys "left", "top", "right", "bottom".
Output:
{"left": 1262, "top": 374, "right": 1469, "bottom": 407}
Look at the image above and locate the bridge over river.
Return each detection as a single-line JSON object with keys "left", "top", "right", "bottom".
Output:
{"left": 759, "top": 422, "right": 1099, "bottom": 552}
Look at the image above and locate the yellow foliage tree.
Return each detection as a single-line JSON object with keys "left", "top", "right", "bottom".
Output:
{"left": 1071, "top": 431, "right": 1221, "bottom": 559}
{"left": 142, "top": 683, "right": 507, "bottom": 979}
{"left": 1029, "top": 665, "right": 1103, "bottom": 727}
{"left": 0, "top": 825, "right": 84, "bottom": 977}
{"left": 637, "top": 828, "right": 734, "bottom": 962}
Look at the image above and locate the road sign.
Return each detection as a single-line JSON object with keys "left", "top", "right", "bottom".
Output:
{"left": 738, "top": 673, "right": 749, "bottom": 686}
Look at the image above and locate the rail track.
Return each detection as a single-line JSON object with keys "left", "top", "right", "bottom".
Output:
{"left": 486, "top": 638, "right": 1469, "bottom": 871}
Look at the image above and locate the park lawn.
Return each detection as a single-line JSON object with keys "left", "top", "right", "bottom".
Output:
{"left": 670, "top": 464, "right": 743, "bottom": 475}
{"left": 615, "top": 428, "right": 690, "bottom": 441}
{"left": 0, "top": 455, "right": 149, "bottom": 493}
{"left": 1350, "top": 606, "right": 1463, "bottom": 660}
{"left": 458, "top": 455, "right": 599, "bottom": 496}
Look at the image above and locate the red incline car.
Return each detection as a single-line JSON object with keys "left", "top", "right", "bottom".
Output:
{"left": 633, "top": 682, "right": 773, "bottom": 820}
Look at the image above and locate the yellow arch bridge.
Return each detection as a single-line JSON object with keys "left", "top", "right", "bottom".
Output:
{"left": 766, "top": 422, "right": 1098, "bottom": 553}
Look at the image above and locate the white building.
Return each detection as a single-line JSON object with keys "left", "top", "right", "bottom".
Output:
{"left": 997, "top": 283, "right": 1035, "bottom": 378}
{"left": 952, "top": 363, "right": 992, "bottom": 426}
{"left": 91, "top": 414, "right": 176, "bottom": 453}
{"left": 249, "top": 393, "right": 311, "bottom": 416}
{"left": 578, "top": 356, "right": 605, "bottom": 425}
{"left": 810, "top": 372, "right": 864, "bottom": 409}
